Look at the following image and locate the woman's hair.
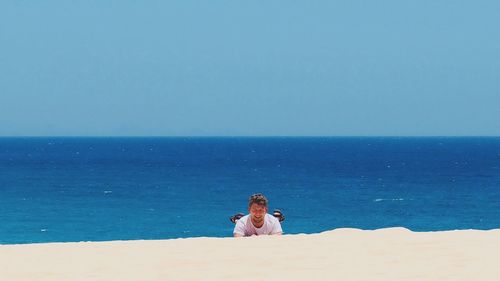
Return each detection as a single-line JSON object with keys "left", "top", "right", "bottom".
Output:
{"left": 248, "top": 193, "right": 268, "bottom": 208}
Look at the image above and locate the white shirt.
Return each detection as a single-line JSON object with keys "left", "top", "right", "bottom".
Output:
{"left": 233, "top": 214, "right": 283, "bottom": 236}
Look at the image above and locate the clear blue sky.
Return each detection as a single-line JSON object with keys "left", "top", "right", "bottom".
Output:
{"left": 1, "top": 1, "right": 499, "bottom": 136}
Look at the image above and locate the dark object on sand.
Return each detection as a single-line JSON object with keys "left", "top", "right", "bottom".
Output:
{"left": 272, "top": 209, "right": 285, "bottom": 222}
{"left": 230, "top": 213, "right": 245, "bottom": 223}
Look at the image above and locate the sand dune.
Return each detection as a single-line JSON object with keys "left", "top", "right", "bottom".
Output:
{"left": 1, "top": 228, "right": 499, "bottom": 281}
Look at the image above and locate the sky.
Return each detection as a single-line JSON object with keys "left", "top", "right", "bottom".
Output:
{"left": 1, "top": 1, "right": 499, "bottom": 136}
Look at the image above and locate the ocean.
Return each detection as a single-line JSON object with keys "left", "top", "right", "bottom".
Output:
{"left": 0, "top": 137, "right": 499, "bottom": 244}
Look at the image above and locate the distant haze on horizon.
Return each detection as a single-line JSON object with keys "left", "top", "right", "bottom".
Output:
{"left": 1, "top": 1, "right": 499, "bottom": 137}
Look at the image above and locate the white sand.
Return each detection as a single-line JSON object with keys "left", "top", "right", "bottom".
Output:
{"left": 1, "top": 227, "right": 499, "bottom": 281}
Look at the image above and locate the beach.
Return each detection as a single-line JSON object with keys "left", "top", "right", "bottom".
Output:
{"left": 1, "top": 227, "right": 499, "bottom": 281}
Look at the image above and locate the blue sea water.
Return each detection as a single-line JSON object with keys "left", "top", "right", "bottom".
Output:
{"left": 0, "top": 137, "right": 499, "bottom": 244}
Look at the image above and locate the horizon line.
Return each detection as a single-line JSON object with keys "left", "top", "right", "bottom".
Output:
{"left": 1, "top": 135, "right": 500, "bottom": 138}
